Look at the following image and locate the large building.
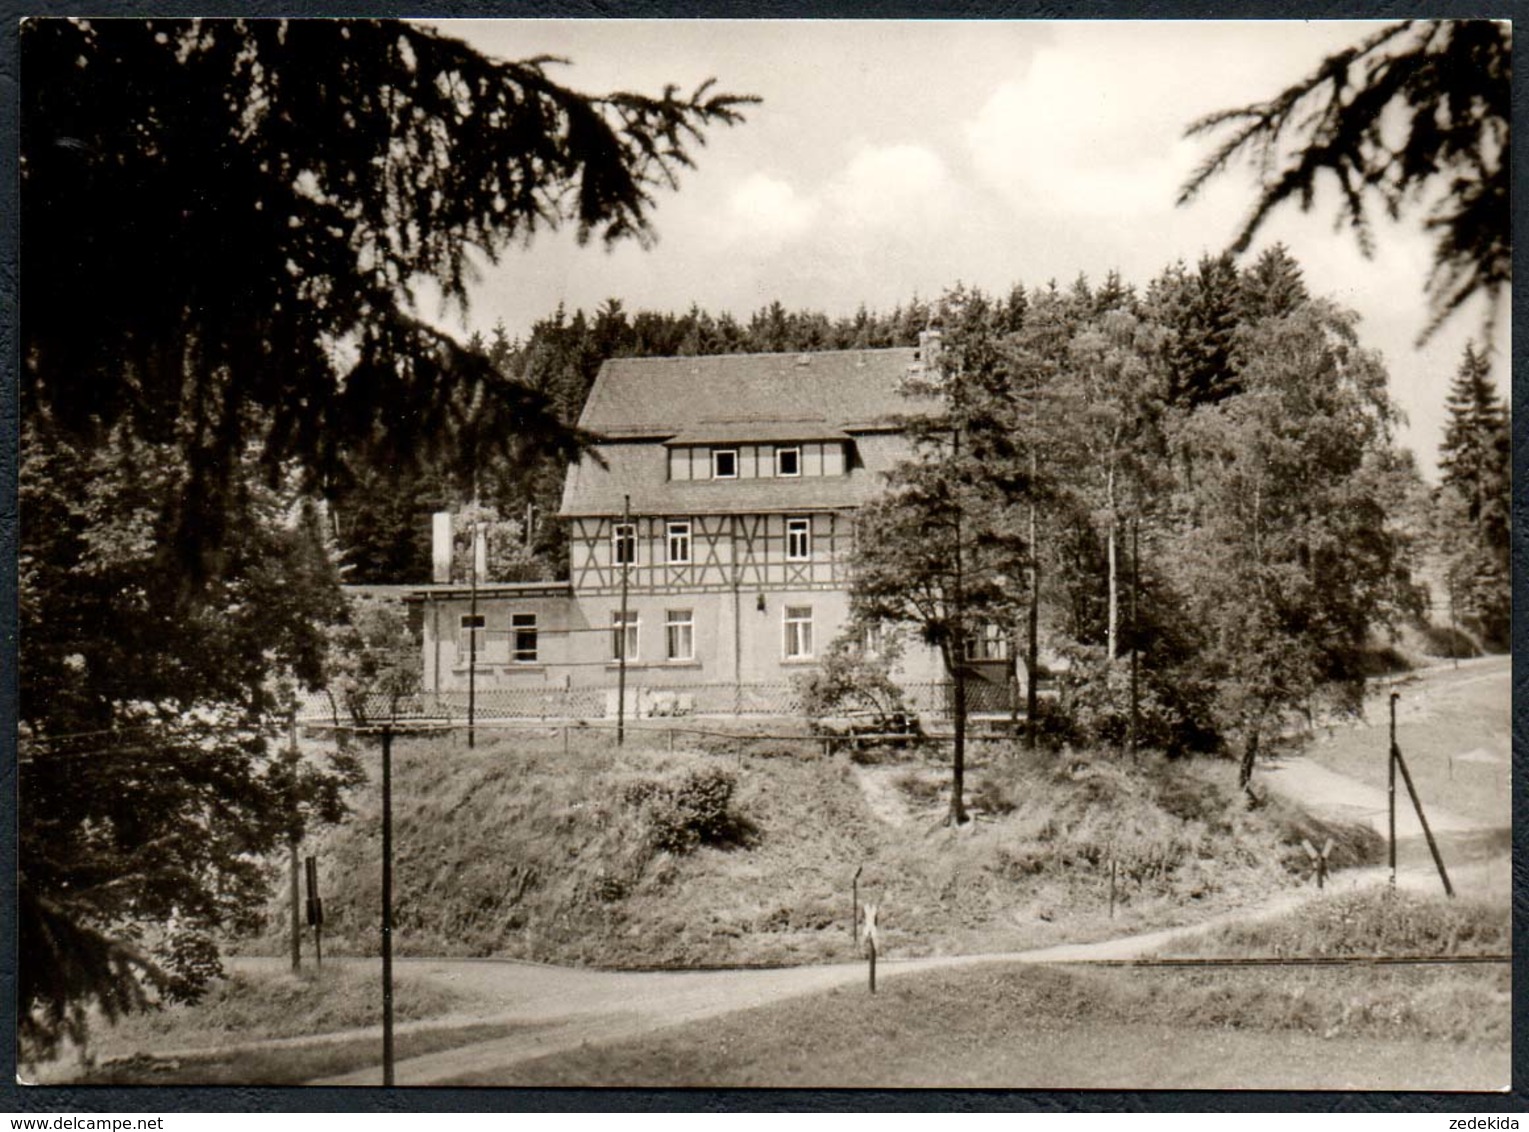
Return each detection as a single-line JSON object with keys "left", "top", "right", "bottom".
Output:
{"left": 410, "top": 337, "right": 1014, "bottom": 719}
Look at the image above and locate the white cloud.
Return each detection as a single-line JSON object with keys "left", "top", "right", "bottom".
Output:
{"left": 965, "top": 48, "right": 1194, "bottom": 219}
{"left": 725, "top": 173, "right": 818, "bottom": 246}
{"left": 826, "top": 143, "right": 953, "bottom": 230}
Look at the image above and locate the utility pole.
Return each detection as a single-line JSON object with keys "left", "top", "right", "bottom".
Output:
{"left": 1388, "top": 692, "right": 1398, "bottom": 888}
{"left": 1024, "top": 356, "right": 1041, "bottom": 752}
{"left": 617, "top": 494, "right": 631, "bottom": 747}
{"left": 287, "top": 719, "right": 301, "bottom": 972}
{"left": 467, "top": 517, "right": 479, "bottom": 750}
{"left": 1128, "top": 516, "right": 1140, "bottom": 758}
{"left": 381, "top": 724, "right": 395, "bottom": 1086}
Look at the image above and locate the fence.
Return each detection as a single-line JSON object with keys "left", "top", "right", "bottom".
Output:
{"left": 295, "top": 678, "right": 1022, "bottom": 725}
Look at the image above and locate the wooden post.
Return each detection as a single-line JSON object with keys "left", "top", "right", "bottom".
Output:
{"left": 863, "top": 902, "right": 879, "bottom": 995}
{"left": 1393, "top": 740, "right": 1455, "bottom": 898}
{"left": 305, "top": 854, "right": 324, "bottom": 969}
{"left": 289, "top": 839, "right": 302, "bottom": 972}
{"left": 617, "top": 495, "right": 631, "bottom": 748}
{"left": 851, "top": 865, "right": 862, "bottom": 943}
{"left": 381, "top": 725, "right": 395, "bottom": 1087}
{"left": 1388, "top": 693, "right": 1398, "bottom": 889}
{"left": 1128, "top": 516, "right": 1140, "bottom": 759}
{"left": 468, "top": 524, "right": 478, "bottom": 750}
{"left": 1302, "top": 838, "right": 1333, "bottom": 890}
{"left": 1109, "top": 855, "right": 1117, "bottom": 919}
{"left": 287, "top": 719, "right": 302, "bottom": 972}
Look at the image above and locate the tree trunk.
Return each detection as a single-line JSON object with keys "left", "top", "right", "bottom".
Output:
{"left": 1026, "top": 504, "right": 1041, "bottom": 751}
{"left": 1106, "top": 466, "right": 1118, "bottom": 662}
{"left": 950, "top": 658, "right": 969, "bottom": 825}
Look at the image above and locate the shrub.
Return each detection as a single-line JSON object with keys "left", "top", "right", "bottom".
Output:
{"left": 1048, "top": 644, "right": 1221, "bottom": 756}
{"left": 796, "top": 626, "right": 908, "bottom": 727}
{"left": 624, "top": 767, "right": 743, "bottom": 855}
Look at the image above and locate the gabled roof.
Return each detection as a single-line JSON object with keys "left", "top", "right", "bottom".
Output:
{"left": 560, "top": 347, "right": 940, "bottom": 518}
{"left": 577, "top": 348, "right": 937, "bottom": 438}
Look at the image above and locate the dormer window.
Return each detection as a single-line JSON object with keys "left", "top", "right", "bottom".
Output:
{"left": 776, "top": 446, "right": 801, "bottom": 477}
{"left": 713, "top": 449, "right": 738, "bottom": 479}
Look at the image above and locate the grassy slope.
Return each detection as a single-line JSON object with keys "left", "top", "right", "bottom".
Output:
{"left": 247, "top": 727, "right": 1381, "bottom": 968}
{"left": 458, "top": 889, "right": 1510, "bottom": 1090}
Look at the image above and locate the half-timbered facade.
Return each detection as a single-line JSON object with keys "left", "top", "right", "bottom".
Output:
{"left": 414, "top": 342, "right": 959, "bottom": 714}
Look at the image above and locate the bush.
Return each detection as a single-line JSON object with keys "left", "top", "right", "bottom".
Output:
{"left": 1048, "top": 645, "right": 1221, "bottom": 756}
{"left": 796, "top": 626, "right": 908, "bottom": 727}
{"left": 623, "top": 767, "right": 743, "bottom": 855}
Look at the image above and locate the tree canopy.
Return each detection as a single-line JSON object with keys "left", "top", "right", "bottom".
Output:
{"left": 1179, "top": 19, "right": 1510, "bottom": 342}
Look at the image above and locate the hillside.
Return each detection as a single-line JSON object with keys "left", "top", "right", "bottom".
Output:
{"left": 249, "top": 726, "right": 1381, "bottom": 968}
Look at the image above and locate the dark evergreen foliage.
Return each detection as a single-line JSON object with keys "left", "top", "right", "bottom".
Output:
{"left": 1180, "top": 20, "right": 1511, "bottom": 342}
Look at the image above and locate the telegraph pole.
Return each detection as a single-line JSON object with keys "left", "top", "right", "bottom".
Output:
{"left": 1388, "top": 692, "right": 1398, "bottom": 888}
{"left": 287, "top": 719, "right": 302, "bottom": 972}
{"left": 467, "top": 518, "right": 479, "bottom": 749}
{"left": 1128, "top": 515, "right": 1140, "bottom": 758}
{"left": 617, "top": 494, "right": 631, "bottom": 747}
{"left": 380, "top": 723, "right": 395, "bottom": 1085}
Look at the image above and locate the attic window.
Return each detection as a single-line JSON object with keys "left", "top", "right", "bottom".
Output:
{"left": 777, "top": 447, "right": 801, "bottom": 477}
{"left": 713, "top": 449, "right": 738, "bottom": 479}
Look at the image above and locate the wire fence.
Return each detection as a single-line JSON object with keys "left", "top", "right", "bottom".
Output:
{"left": 296, "top": 678, "right": 1024, "bottom": 726}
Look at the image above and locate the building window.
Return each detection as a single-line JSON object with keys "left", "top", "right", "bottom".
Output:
{"left": 612, "top": 522, "right": 637, "bottom": 566}
{"left": 458, "top": 614, "right": 486, "bottom": 662}
{"left": 512, "top": 613, "right": 538, "bottom": 664}
{"left": 786, "top": 517, "right": 811, "bottom": 561}
{"left": 713, "top": 448, "right": 738, "bottom": 479}
{"left": 666, "top": 609, "right": 695, "bottom": 662}
{"left": 667, "top": 521, "right": 691, "bottom": 564}
{"left": 964, "top": 624, "right": 1010, "bottom": 662}
{"left": 784, "top": 605, "right": 814, "bottom": 659}
{"left": 611, "top": 611, "right": 639, "bottom": 661}
{"left": 861, "top": 621, "right": 885, "bottom": 657}
{"left": 777, "top": 446, "right": 801, "bottom": 477}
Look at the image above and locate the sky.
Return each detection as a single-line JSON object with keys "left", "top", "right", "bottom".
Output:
{"left": 423, "top": 19, "right": 1510, "bottom": 481}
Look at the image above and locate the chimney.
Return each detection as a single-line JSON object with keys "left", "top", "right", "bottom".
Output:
{"left": 431, "top": 512, "right": 452, "bottom": 583}
{"left": 473, "top": 524, "right": 488, "bottom": 581}
{"left": 918, "top": 328, "right": 943, "bottom": 372}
